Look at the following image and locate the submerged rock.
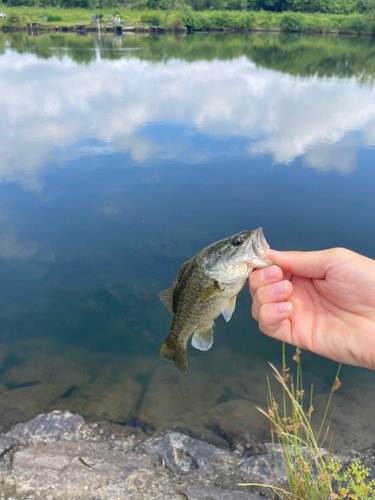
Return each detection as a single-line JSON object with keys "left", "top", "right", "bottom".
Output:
{"left": 205, "top": 399, "right": 269, "bottom": 451}
{"left": 0, "top": 404, "right": 32, "bottom": 434}
{"left": 55, "top": 377, "right": 142, "bottom": 423}
{"left": 139, "top": 366, "right": 225, "bottom": 439}
{"left": 0, "top": 384, "right": 71, "bottom": 420}
{"left": 4, "top": 355, "right": 91, "bottom": 388}
{"left": 0, "top": 343, "right": 9, "bottom": 370}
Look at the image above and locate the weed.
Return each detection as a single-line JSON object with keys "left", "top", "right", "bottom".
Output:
{"left": 4, "top": 10, "right": 22, "bottom": 24}
{"left": 241, "top": 346, "right": 375, "bottom": 499}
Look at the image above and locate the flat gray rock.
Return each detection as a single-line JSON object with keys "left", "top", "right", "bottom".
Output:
{"left": 144, "top": 429, "right": 230, "bottom": 477}
{"left": 185, "top": 485, "right": 261, "bottom": 500}
{"left": 12, "top": 440, "right": 153, "bottom": 493}
{"left": 0, "top": 435, "right": 18, "bottom": 457}
{"left": 7, "top": 410, "right": 84, "bottom": 444}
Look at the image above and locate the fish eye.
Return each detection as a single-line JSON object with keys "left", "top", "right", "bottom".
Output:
{"left": 231, "top": 236, "right": 243, "bottom": 246}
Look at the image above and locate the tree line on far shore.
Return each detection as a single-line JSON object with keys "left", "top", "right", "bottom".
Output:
{"left": 2, "top": 0, "right": 375, "bottom": 18}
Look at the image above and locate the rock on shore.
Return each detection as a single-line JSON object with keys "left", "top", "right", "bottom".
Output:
{"left": 0, "top": 410, "right": 276, "bottom": 500}
{"left": 0, "top": 410, "right": 373, "bottom": 500}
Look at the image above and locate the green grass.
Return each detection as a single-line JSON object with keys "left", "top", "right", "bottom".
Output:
{"left": 0, "top": 4, "right": 375, "bottom": 34}
{"left": 241, "top": 345, "right": 375, "bottom": 499}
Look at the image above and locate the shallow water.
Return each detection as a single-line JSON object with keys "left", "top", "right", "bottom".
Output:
{"left": 0, "top": 32, "right": 375, "bottom": 450}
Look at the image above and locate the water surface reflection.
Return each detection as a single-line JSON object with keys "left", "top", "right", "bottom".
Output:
{"left": 0, "top": 32, "right": 374, "bottom": 450}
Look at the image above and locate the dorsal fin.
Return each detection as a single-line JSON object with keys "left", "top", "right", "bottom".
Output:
{"left": 173, "top": 260, "right": 190, "bottom": 284}
{"left": 159, "top": 288, "right": 175, "bottom": 314}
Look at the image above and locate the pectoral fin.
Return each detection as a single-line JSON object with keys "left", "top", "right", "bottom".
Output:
{"left": 191, "top": 323, "right": 214, "bottom": 351}
{"left": 200, "top": 283, "right": 222, "bottom": 301}
{"left": 159, "top": 288, "right": 175, "bottom": 314}
{"left": 221, "top": 295, "right": 237, "bottom": 322}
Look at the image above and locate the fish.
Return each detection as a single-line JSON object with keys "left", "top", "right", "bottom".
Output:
{"left": 158, "top": 227, "right": 273, "bottom": 373}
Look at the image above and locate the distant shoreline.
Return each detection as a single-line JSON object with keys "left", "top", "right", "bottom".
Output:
{"left": 0, "top": 24, "right": 372, "bottom": 36}
{"left": 1, "top": 8, "right": 375, "bottom": 36}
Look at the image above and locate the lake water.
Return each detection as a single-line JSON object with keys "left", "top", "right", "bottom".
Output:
{"left": 0, "top": 31, "right": 375, "bottom": 451}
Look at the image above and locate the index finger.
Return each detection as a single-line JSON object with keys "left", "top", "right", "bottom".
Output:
{"left": 249, "top": 265, "right": 283, "bottom": 299}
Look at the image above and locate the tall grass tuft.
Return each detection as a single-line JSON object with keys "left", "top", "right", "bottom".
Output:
{"left": 242, "top": 344, "right": 342, "bottom": 499}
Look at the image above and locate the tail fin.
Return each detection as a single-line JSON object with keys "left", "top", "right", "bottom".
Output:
{"left": 159, "top": 342, "right": 188, "bottom": 374}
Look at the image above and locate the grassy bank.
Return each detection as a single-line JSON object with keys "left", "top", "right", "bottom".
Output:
{"left": 1, "top": 5, "right": 375, "bottom": 34}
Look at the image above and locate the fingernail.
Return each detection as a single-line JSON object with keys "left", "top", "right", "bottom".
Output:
{"left": 262, "top": 265, "right": 278, "bottom": 281}
{"left": 273, "top": 281, "right": 287, "bottom": 295}
{"left": 275, "top": 302, "right": 292, "bottom": 314}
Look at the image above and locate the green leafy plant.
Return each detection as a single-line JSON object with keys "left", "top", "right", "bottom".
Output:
{"left": 280, "top": 11, "right": 310, "bottom": 30}
{"left": 339, "top": 12, "right": 368, "bottom": 31}
{"left": 139, "top": 10, "right": 164, "bottom": 25}
{"left": 45, "top": 14, "right": 63, "bottom": 21}
{"left": 329, "top": 459, "right": 375, "bottom": 499}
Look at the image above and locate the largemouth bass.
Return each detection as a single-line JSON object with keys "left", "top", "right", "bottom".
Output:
{"left": 158, "top": 228, "right": 273, "bottom": 373}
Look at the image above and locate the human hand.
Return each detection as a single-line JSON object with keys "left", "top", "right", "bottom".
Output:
{"left": 249, "top": 248, "right": 375, "bottom": 370}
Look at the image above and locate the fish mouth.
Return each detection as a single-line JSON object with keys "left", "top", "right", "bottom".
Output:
{"left": 247, "top": 227, "right": 273, "bottom": 267}
{"left": 254, "top": 227, "right": 269, "bottom": 252}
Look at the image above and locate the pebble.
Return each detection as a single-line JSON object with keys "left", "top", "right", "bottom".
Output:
{"left": 134, "top": 479, "right": 142, "bottom": 486}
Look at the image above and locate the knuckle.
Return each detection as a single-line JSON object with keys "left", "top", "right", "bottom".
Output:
{"left": 331, "top": 247, "right": 353, "bottom": 260}
{"left": 249, "top": 271, "right": 261, "bottom": 290}
{"left": 257, "top": 283, "right": 273, "bottom": 303}
{"left": 258, "top": 303, "right": 271, "bottom": 326}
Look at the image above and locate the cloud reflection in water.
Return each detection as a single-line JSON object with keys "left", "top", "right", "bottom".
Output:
{"left": 1, "top": 48, "right": 375, "bottom": 191}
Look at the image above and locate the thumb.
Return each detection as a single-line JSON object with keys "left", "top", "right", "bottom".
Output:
{"left": 265, "top": 249, "right": 340, "bottom": 279}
